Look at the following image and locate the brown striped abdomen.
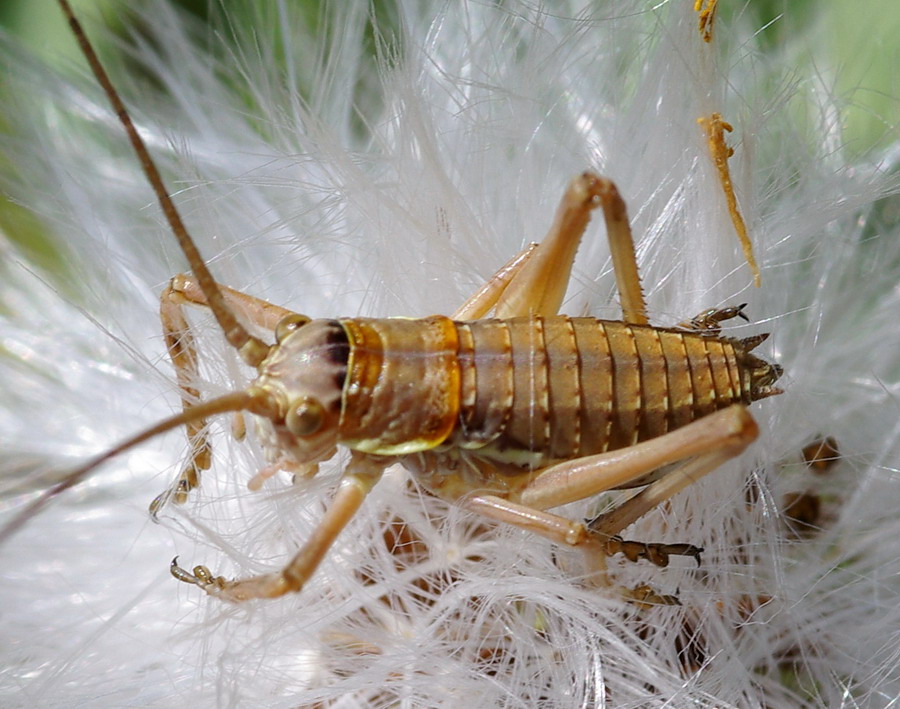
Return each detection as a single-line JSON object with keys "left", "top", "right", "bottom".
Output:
{"left": 337, "top": 315, "right": 749, "bottom": 466}
{"left": 451, "top": 316, "right": 749, "bottom": 466}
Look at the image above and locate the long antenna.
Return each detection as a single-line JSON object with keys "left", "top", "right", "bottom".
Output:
{"left": 0, "top": 391, "right": 267, "bottom": 545}
{"left": 57, "top": 0, "right": 271, "bottom": 367}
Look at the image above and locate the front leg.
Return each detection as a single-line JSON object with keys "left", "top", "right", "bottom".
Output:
{"left": 172, "top": 453, "right": 385, "bottom": 602}
{"left": 153, "top": 279, "right": 212, "bottom": 513}
{"left": 154, "top": 275, "right": 299, "bottom": 513}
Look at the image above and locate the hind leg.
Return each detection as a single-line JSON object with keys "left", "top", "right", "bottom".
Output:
{"left": 466, "top": 406, "right": 757, "bottom": 595}
{"left": 453, "top": 172, "right": 648, "bottom": 324}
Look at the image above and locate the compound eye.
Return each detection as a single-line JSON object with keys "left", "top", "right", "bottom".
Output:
{"left": 275, "top": 313, "right": 312, "bottom": 344}
{"left": 285, "top": 397, "right": 324, "bottom": 437}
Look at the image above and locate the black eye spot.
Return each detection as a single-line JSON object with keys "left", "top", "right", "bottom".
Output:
{"left": 323, "top": 322, "right": 350, "bottom": 367}
{"left": 333, "top": 366, "right": 347, "bottom": 392}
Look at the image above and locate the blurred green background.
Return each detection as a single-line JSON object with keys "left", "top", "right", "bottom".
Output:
{"left": 2, "top": 0, "right": 896, "bottom": 152}
{"left": 0, "top": 0, "right": 896, "bottom": 273}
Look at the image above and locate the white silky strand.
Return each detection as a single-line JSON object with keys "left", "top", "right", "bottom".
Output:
{"left": 1, "top": 1, "right": 899, "bottom": 706}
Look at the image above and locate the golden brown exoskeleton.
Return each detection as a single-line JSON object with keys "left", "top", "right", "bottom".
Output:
{"left": 0, "top": 0, "right": 781, "bottom": 604}
{"left": 320, "top": 314, "right": 779, "bottom": 496}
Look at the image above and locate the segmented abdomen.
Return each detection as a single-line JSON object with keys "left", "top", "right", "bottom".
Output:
{"left": 453, "top": 317, "right": 747, "bottom": 465}
{"left": 338, "top": 316, "right": 748, "bottom": 464}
